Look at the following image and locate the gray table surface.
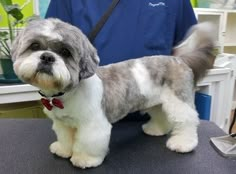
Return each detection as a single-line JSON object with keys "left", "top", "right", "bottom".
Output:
{"left": 0, "top": 119, "right": 235, "bottom": 174}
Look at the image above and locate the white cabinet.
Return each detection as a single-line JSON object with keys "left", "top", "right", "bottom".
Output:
{"left": 194, "top": 9, "right": 224, "bottom": 52}
{"left": 224, "top": 12, "right": 236, "bottom": 53}
{"left": 194, "top": 8, "right": 236, "bottom": 132}
{"left": 194, "top": 8, "right": 236, "bottom": 54}
{"left": 197, "top": 54, "right": 236, "bottom": 132}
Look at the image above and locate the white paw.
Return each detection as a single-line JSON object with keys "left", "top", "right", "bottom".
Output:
{"left": 49, "top": 141, "right": 72, "bottom": 158}
{"left": 166, "top": 135, "right": 198, "bottom": 153}
{"left": 70, "top": 153, "right": 104, "bottom": 169}
{"left": 142, "top": 122, "right": 169, "bottom": 136}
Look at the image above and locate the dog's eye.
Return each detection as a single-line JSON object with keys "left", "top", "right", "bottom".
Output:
{"left": 60, "top": 48, "right": 71, "bottom": 58}
{"left": 30, "top": 43, "right": 41, "bottom": 51}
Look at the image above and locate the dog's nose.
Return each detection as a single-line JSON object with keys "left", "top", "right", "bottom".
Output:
{"left": 40, "top": 53, "right": 55, "bottom": 64}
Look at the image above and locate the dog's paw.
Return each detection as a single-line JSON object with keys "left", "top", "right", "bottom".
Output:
{"left": 142, "top": 122, "right": 169, "bottom": 136}
{"left": 70, "top": 152, "right": 104, "bottom": 169}
{"left": 166, "top": 135, "right": 198, "bottom": 153}
{"left": 49, "top": 141, "right": 72, "bottom": 158}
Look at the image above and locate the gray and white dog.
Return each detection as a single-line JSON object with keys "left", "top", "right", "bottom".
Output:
{"left": 11, "top": 18, "right": 215, "bottom": 169}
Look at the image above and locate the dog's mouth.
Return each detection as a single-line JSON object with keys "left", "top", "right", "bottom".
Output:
{"left": 13, "top": 52, "right": 71, "bottom": 92}
{"left": 28, "top": 70, "right": 63, "bottom": 91}
{"left": 36, "top": 63, "right": 53, "bottom": 76}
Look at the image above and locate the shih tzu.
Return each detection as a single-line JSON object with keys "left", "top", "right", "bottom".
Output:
{"left": 11, "top": 18, "right": 215, "bottom": 169}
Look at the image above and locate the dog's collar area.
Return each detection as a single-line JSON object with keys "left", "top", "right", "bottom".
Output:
{"left": 38, "top": 90, "right": 65, "bottom": 98}
{"left": 38, "top": 91, "right": 65, "bottom": 111}
{"left": 41, "top": 98, "right": 64, "bottom": 111}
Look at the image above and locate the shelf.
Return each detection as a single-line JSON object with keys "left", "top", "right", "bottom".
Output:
{"left": 194, "top": 8, "right": 236, "bottom": 13}
{"left": 194, "top": 8, "right": 236, "bottom": 54}
{"left": 224, "top": 47, "right": 236, "bottom": 54}
{"left": 0, "top": 84, "right": 38, "bottom": 94}
{"left": 225, "top": 13, "right": 236, "bottom": 44}
{"left": 197, "top": 14, "right": 222, "bottom": 42}
{"left": 0, "top": 84, "right": 40, "bottom": 104}
{"left": 224, "top": 43, "right": 236, "bottom": 47}
{"left": 195, "top": 7, "right": 236, "bottom": 131}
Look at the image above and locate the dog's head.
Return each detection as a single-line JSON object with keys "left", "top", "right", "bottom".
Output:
{"left": 11, "top": 18, "right": 99, "bottom": 92}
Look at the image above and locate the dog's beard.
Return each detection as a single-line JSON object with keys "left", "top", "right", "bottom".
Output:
{"left": 14, "top": 52, "right": 71, "bottom": 91}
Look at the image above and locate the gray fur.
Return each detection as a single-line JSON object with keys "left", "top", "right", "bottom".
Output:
{"left": 9, "top": 19, "right": 217, "bottom": 162}
{"left": 142, "top": 56, "right": 195, "bottom": 105}
{"left": 11, "top": 18, "right": 99, "bottom": 91}
{"left": 96, "top": 23, "right": 216, "bottom": 122}
{"left": 97, "top": 61, "right": 146, "bottom": 123}
{"left": 97, "top": 56, "right": 196, "bottom": 123}
{"left": 11, "top": 19, "right": 215, "bottom": 123}
{"left": 173, "top": 22, "right": 216, "bottom": 82}
{"left": 52, "top": 20, "right": 99, "bottom": 80}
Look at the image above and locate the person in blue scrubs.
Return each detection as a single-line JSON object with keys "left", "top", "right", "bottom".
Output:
{"left": 46, "top": 0, "right": 197, "bottom": 66}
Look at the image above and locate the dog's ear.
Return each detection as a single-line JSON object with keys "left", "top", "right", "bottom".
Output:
{"left": 10, "top": 30, "right": 25, "bottom": 62}
{"left": 11, "top": 19, "right": 43, "bottom": 61}
{"left": 79, "top": 46, "right": 100, "bottom": 80}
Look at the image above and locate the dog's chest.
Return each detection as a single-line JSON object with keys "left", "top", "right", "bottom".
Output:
{"left": 44, "top": 100, "right": 77, "bottom": 126}
{"left": 50, "top": 95, "right": 88, "bottom": 117}
{"left": 45, "top": 76, "right": 105, "bottom": 125}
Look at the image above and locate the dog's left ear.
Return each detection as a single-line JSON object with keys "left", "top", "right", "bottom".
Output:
{"left": 79, "top": 46, "right": 100, "bottom": 80}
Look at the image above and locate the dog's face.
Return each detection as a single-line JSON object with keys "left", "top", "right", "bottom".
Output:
{"left": 11, "top": 18, "right": 99, "bottom": 92}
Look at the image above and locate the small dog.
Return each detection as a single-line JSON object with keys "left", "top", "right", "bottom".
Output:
{"left": 11, "top": 18, "right": 215, "bottom": 168}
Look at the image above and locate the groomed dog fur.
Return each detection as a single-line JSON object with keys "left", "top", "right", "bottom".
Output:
{"left": 11, "top": 18, "right": 216, "bottom": 168}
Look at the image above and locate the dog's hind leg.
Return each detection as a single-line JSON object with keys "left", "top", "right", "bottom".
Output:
{"left": 142, "top": 105, "right": 171, "bottom": 136}
{"left": 160, "top": 85, "right": 199, "bottom": 153}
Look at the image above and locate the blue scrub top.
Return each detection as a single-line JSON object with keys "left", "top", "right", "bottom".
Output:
{"left": 46, "top": 0, "right": 197, "bottom": 65}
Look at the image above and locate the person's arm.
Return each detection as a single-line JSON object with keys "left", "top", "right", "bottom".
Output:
{"left": 173, "top": 0, "right": 197, "bottom": 46}
{"left": 45, "top": 0, "right": 72, "bottom": 24}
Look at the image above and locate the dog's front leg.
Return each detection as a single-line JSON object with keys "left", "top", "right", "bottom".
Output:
{"left": 49, "top": 119, "right": 75, "bottom": 158}
{"left": 70, "top": 119, "right": 112, "bottom": 169}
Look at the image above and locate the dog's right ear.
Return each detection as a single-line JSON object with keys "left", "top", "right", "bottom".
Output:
{"left": 11, "top": 19, "right": 41, "bottom": 61}
{"left": 10, "top": 30, "right": 24, "bottom": 62}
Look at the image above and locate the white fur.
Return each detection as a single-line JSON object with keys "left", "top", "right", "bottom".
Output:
{"left": 14, "top": 52, "right": 40, "bottom": 80}
{"left": 14, "top": 51, "right": 71, "bottom": 92}
{"left": 160, "top": 86, "right": 199, "bottom": 152}
{"left": 131, "top": 61, "right": 199, "bottom": 152}
{"left": 143, "top": 105, "right": 171, "bottom": 136}
{"left": 131, "top": 60, "right": 161, "bottom": 107}
{"left": 45, "top": 74, "right": 112, "bottom": 168}
{"left": 15, "top": 52, "right": 199, "bottom": 168}
{"left": 11, "top": 19, "right": 214, "bottom": 169}
{"left": 42, "top": 20, "right": 63, "bottom": 41}
{"left": 51, "top": 56, "right": 71, "bottom": 89}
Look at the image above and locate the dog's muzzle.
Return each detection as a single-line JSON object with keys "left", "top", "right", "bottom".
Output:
{"left": 40, "top": 52, "right": 55, "bottom": 64}
{"left": 37, "top": 52, "right": 55, "bottom": 75}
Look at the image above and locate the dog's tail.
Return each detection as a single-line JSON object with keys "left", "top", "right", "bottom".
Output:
{"left": 173, "top": 22, "right": 216, "bottom": 82}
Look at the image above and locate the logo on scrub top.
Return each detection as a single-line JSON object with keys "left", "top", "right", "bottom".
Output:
{"left": 148, "top": 2, "right": 166, "bottom": 7}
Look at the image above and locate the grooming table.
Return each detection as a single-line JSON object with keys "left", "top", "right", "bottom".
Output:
{"left": 0, "top": 119, "right": 235, "bottom": 174}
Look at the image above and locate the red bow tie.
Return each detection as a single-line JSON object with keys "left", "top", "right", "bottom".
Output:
{"left": 41, "top": 98, "right": 64, "bottom": 111}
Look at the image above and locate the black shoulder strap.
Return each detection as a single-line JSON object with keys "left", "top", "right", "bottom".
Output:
{"left": 88, "top": 0, "right": 120, "bottom": 43}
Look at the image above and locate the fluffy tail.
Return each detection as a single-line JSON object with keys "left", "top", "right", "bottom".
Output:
{"left": 173, "top": 22, "right": 216, "bottom": 82}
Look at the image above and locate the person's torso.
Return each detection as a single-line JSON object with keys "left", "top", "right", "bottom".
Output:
{"left": 70, "top": 0, "right": 178, "bottom": 65}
